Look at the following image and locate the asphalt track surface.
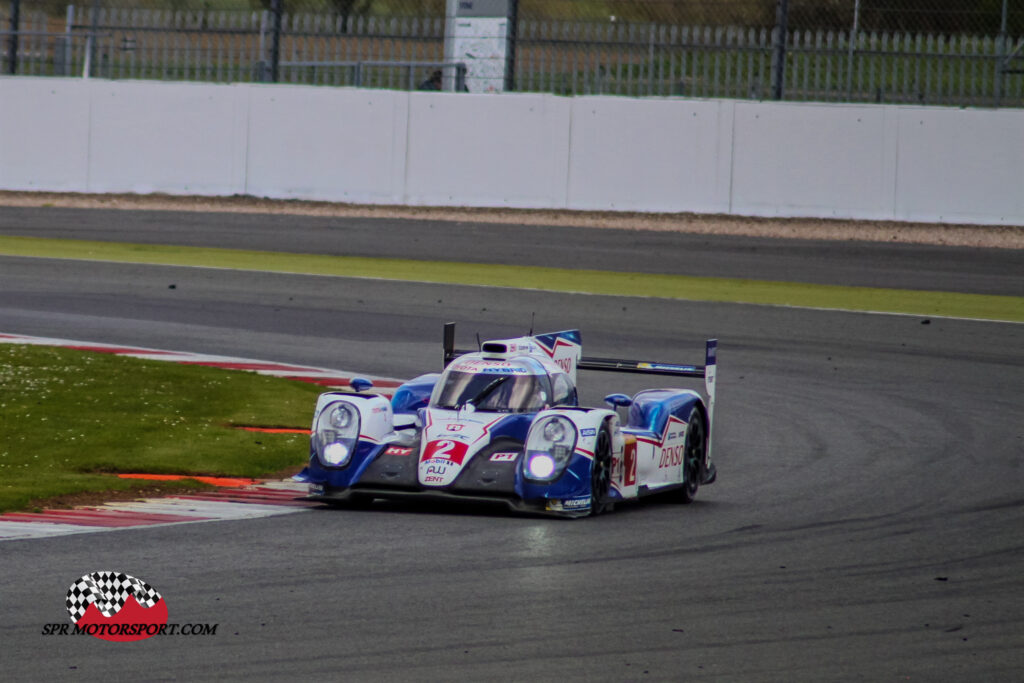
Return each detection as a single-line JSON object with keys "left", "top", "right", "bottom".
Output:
{"left": 1, "top": 206, "right": 1023, "bottom": 295}
{"left": 2, "top": 208, "right": 1023, "bottom": 681}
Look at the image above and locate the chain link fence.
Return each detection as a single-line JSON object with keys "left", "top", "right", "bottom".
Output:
{"left": 3, "top": 1, "right": 1023, "bottom": 106}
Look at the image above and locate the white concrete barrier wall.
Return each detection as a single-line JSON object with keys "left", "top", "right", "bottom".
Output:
{"left": 0, "top": 76, "right": 1021, "bottom": 225}
{"left": 245, "top": 84, "right": 408, "bottom": 203}
{"left": 894, "top": 107, "right": 1024, "bottom": 225}
{"left": 87, "top": 80, "right": 248, "bottom": 196}
{"left": 729, "top": 101, "right": 899, "bottom": 220}
{"left": 0, "top": 78, "right": 90, "bottom": 192}
{"left": 566, "top": 97, "right": 734, "bottom": 213}
{"left": 406, "top": 92, "right": 571, "bottom": 208}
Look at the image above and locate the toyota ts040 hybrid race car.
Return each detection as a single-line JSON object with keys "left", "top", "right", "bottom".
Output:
{"left": 297, "top": 323, "right": 718, "bottom": 518}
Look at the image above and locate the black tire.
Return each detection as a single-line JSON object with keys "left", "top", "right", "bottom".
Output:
{"left": 589, "top": 421, "right": 614, "bottom": 516}
{"left": 677, "top": 408, "right": 706, "bottom": 504}
{"left": 327, "top": 492, "right": 374, "bottom": 509}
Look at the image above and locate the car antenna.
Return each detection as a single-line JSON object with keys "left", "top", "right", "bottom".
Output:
{"left": 528, "top": 312, "right": 535, "bottom": 336}
{"left": 476, "top": 332, "right": 482, "bottom": 351}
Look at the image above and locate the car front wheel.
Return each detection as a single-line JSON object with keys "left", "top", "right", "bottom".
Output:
{"left": 590, "top": 421, "right": 614, "bottom": 515}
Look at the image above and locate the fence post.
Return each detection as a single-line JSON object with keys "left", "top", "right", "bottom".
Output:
{"left": 846, "top": 0, "right": 860, "bottom": 99}
{"left": 270, "top": 0, "right": 282, "bottom": 83}
{"left": 505, "top": 0, "right": 518, "bottom": 91}
{"left": 456, "top": 62, "right": 466, "bottom": 91}
{"left": 995, "top": 0, "right": 1008, "bottom": 106}
{"left": 443, "top": 0, "right": 457, "bottom": 91}
{"left": 64, "top": 4, "right": 74, "bottom": 77}
{"left": 83, "top": 0, "right": 101, "bottom": 78}
{"left": 770, "top": 0, "right": 789, "bottom": 100}
{"left": 6, "top": 0, "right": 19, "bottom": 75}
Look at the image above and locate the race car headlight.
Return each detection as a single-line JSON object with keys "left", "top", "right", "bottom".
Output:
{"left": 527, "top": 453, "right": 557, "bottom": 479}
{"left": 314, "top": 401, "right": 360, "bottom": 467}
{"left": 322, "top": 441, "right": 350, "bottom": 465}
{"left": 524, "top": 415, "right": 577, "bottom": 482}
{"left": 328, "top": 403, "right": 357, "bottom": 431}
{"left": 542, "top": 419, "right": 567, "bottom": 442}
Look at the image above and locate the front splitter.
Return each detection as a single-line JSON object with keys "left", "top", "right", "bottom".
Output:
{"left": 306, "top": 485, "right": 591, "bottom": 519}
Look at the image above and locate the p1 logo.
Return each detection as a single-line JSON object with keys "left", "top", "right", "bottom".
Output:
{"left": 66, "top": 571, "right": 168, "bottom": 642}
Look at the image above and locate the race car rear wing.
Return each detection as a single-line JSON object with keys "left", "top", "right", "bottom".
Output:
{"left": 442, "top": 321, "right": 718, "bottom": 461}
{"left": 578, "top": 342, "right": 718, "bottom": 457}
{"left": 441, "top": 322, "right": 716, "bottom": 404}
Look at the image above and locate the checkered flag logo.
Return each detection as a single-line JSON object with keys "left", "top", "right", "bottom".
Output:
{"left": 66, "top": 572, "right": 162, "bottom": 624}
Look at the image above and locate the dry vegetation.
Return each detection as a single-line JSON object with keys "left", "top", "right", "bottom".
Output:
{"left": 1, "top": 190, "right": 1022, "bottom": 249}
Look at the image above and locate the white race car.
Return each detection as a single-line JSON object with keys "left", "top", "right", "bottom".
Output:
{"left": 298, "top": 323, "right": 717, "bottom": 517}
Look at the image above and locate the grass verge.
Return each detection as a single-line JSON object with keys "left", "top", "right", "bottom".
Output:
{"left": 1, "top": 236, "right": 1022, "bottom": 322}
{"left": 0, "top": 344, "right": 322, "bottom": 513}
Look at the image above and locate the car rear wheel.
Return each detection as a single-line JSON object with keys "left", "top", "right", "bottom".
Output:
{"left": 677, "top": 408, "right": 706, "bottom": 504}
{"left": 590, "top": 421, "right": 614, "bottom": 515}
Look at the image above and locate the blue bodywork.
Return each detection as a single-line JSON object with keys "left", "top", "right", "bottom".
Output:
{"left": 389, "top": 373, "right": 439, "bottom": 414}
{"left": 626, "top": 389, "right": 705, "bottom": 437}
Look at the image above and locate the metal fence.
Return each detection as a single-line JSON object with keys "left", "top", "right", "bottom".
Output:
{"left": 515, "top": 21, "right": 1024, "bottom": 106}
{"left": 2, "top": 2, "right": 1023, "bottom": 107}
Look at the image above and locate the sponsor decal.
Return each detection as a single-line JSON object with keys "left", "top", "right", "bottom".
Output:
{"left": 489, "top": 452, "right": 518, "bottom": 462}
{"left": 547, "top": 496, "right": 591, "bottom": 512}
{"left": 420, "top": 439, "right": 469, "bottom": 465}
{"left": 580, "top": 428, "right": 596, "bottom": 437}
{"left": 452, "top": 360, "right": 530, "bottom": 375}
{"left": 384, "top": 446, "right": 413, "bottom": 456}
{"left": 481, "top": 366, "right": 528, "bottom": 374}
{"left": 658, "top": 445, "right": 685, "bottom": 469}
{"left": 308, "top": 483, "right": 325, "bottom": 495}
{"left": 42, "top": 572, "right": 217, "bottom": 641}
{"left": 624, "top": 439, "right": 637, "bottom": 486}
{"left": 445, "top": 424, "right": 465, "bottom": 432}
{"left": 634, "top": 415, "right": 688, "bottom": 451}
{"left": 638, "top": 362, "right": 698, "bottom": 372}
{"left": 553, "top": 357, "right": 573, "bottom": 373}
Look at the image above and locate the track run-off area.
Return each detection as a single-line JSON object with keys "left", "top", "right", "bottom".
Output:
{"left": 1, "top": 206, "right": 1022, "bottom": 680}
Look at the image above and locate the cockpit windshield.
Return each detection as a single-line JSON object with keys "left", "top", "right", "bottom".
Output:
{"left": 431, "top": 366, "right": 551, "bottom": 413}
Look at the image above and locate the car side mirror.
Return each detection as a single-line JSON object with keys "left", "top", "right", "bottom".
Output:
{"left": 604, "top": 393, "right": 632, "bottom": 408}
{"left": 350, "top": 377, "right": 374, "bottom": 392}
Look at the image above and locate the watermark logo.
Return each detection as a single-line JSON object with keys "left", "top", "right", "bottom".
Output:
{"left": 64, "top": 571, "right": 168, "bottom": 642}
{"left": 41, "top": 571, "right": 218, "bottom": 640}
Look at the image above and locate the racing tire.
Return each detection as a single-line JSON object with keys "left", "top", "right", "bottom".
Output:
{"left": 676, "top": 408, "right": 706, "bottom": 504}
{"left": 589, "top": 421, "right": 614, "bottom": 516}
{"left": 327, "top": 493, "right": 374, "bottom": 510}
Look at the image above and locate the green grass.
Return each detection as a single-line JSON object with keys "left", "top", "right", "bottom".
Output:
{"left": 0, "top": 344, "right": 322, "bottom": 513}
{"left": 1, "top": 235, "right": 1022, "bottom": 323}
